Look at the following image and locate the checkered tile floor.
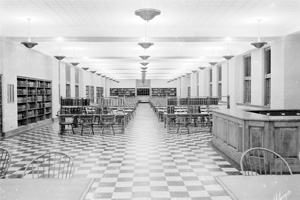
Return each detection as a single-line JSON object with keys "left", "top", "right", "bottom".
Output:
{"left": 0, "top": 103, "right": 241, "bottom": 200}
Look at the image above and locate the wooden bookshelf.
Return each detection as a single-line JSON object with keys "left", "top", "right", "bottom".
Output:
{"left": 17, "top": 77, "right": 52, "bottom": 126}
{"left": 60, "top": 97, "right": 90, "bottom": 114}
{"left": 151, "top": 88, "right": 176, "bottom": 97}
{"left": 110, "top": 88, "right": 135, "bottom": 97}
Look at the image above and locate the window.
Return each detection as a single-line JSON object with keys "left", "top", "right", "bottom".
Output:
{"left": 218, "top": 65, "right": 222, "bottom": 99}
{"left": 86, "top": 86, "right": 90, "bottom": 99}
{"left": 90, "top": 86, "right": 94, "bottom": 103}
{"left": 209, "top": 68, "right": 212, "bottom": 96}
{"left": 7, "top": 84, "right": 14, "bottom": 103}
{"left": 137, "top": 88, "right": 150, "bottom": 96}
{"left": 244, "top": 55, "right": 251, "bottom": 103}
{"left": 66, "top": 84, "right": 70, "bottom": 97}
{"left": 75, "top": 85, "right": 79, "bottom": 98}
{"left": 264, "top": 48, "right": 271, "bottom": 106}
{"left": 187, "top": 87, "right": 191, "bottom": 97}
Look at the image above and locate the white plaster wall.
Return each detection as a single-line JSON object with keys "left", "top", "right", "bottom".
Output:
{"left": 283, "top": 36, "right": 300, "bottom": 109}
{"left": 190, "top": 73, "right": 197, "bottom": 97}
{"left": 221, "top": 61, "right": 228, "bottom": 101}
{"left": 270, "top": 39, "right": 285, "bottom": 109}
{"left": 2, "top": 38, "right": 58, "bottom": 132}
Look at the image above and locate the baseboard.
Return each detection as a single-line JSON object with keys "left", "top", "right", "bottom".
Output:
{"left": 1, "top": 119, "right": 54, "bottom": 138}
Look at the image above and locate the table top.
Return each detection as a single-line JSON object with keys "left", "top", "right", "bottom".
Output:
{"left": 0, "top": 178, "right": 94, "bottom": 200}
{"left": 215, "top": 175, "right": 300, "bottom": 200}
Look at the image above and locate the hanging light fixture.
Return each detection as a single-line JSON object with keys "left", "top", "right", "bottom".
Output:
{"left": 54, "top": 56, "right": 65, "bottom": 61}
{"left": 21, "top": 18, "right": 38, "bottom": 49}
{"left": 192, "top": 70, "right": 197, "bottom": 73}
{"left": 209, "top": 62, "right": 217, "bottom": 66}
{"left": 82, "top": 67, "right": 89, "bottom": 70}
{"left": 54, "top": 38, "right": 65, "bottom": 61}
{"left": 199, "top": 67, "right": 206, "bottom": 70}
{"left": 96, "top": 73, "right": 102, "bottom": 76}
{"left": 70, "top": 48, "right": 80, "bottom": 66}
{"left": 71, "top": 63, "right": 79, "bottom": 66}
{"left": 223, "top": 38, "right": 234, "bottom": 60}
{"left": 140, "top": 62, "right": 149, "bottom": 66}
{"left": 251, "top": 19, "right": 267, "bottom": 48}
{"left": 135, "top": 8, "right": 161, "bottom": 21}
{"left": 208, "top": 48, "right": 218, "bottom": 66}
{"left": 90, "top": 70, "right": 96, "bottom": 73}
{"left": 140, "top": 67, "right": 148, "bottom": 70}
{"left": 139, "top": 55, "right": 150, "bottom": 60}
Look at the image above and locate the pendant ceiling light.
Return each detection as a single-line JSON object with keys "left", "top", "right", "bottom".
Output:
{"left": 208, "top": 48, "right": 218, "bottom": 66}
{"left": 54, "top": 56, "right": 65, "bottom": 61}
{"left": 209, "top": 62, "right": 217, "bottom": 66}
{"left": 54, "top": 38, "right": 65, "bottom": 61}
{"left": 82, "top": 67, "right": 89, "bottom": 70}
{"left": 139, "top": 55, "right": 150, "bottom": 60}
{"left": 21, "top": 18, "right": 38, "bottom": 49}
{"left": 102, "top": 75, "right": 106, "bottom": 78}
{"left": 192, "top": 70, "right": 197, "bottom": 73}
{"left": 138, "top": 42, "right": 153, "bottom": 49}
{"left": 70, "top": 48, "right": 80, "bottom": 66}
{"left": 140, "top": 62, "right": 149, "bottom": 66}
{"left": 96, "top": 73, "right": 101, "bottom": 76}
{"left": 135, "top": 8, "right": 161, "bottom": 21}
{"left": 71, "top": 63, "right": 79, "bottom": 66}
{"left": 223, "top": 55, "right": 234, "bottom": 60}
{"left": 223, "top": 38, "right": 234, "bottom": 60}
{"left": 140, "top": 67, "right": 148, "bottom": 70}
{"left": 199, "top": 67, "right": 206, "bottom": 70}
{"left": 90, "top": 70, "right": 96, "bottom": 73}
{"left": 251, "top": 19, "right": 267, "bottom": 48}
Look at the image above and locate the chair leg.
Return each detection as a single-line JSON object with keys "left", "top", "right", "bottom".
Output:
{"left": 111, "top": 125, "right": 115, "bottom": 135}
{"left": 81, "top": 126, "right": 84, "bottom": 135}
{"left": 186, "top": 126, "right": 190, "bottom": 134}
{"left": 90, "top": 125, "right": 94, "bottom": 135}
{"left": 176, "top": 126, "right": 180, "bottom": 134}
{"left": 71, "top": 125, "right": 75, "bottom": 134}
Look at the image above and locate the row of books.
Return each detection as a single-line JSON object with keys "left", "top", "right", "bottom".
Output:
{"left": 167, "top": 98, "right": 219, "bottom": 106}
{"left": 61, "top": 98, "right": 91, "bottom": 106}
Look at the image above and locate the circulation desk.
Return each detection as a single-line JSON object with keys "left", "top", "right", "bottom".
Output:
{"left": 211, "top": 109, "right": 300, "bottom": 172}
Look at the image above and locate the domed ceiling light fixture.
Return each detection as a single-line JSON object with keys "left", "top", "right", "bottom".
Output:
{"left": 70, "top": 48, "right": 80, "bottom": 66}
{"left": 140, "top": 62, "right": 149, "bottom": 66}
{"left": 54, "top": 38, "right": 65, "bottom": 61}
{"left": 140, "top": 66, "right": 148, "bottom": 70}
{"left": 139, "top": 55, "right": 150, "bottom": 60}
{"left": 90, "top": 70, "right": 96, "bottom": 73}
{"left": 135, "top": 8, "right": 161, "bottom": 21}
{"left": 223, "top": 38, "right": 234, "bottom": 60}
{"left": 82, "top": 67, "right": 89, "bottom": 70}
{"left": 96, "top": 73, "right": 101, "bottom": 76}
{"left": 21, "top": 18, "right": 38, "bottom": 49}
{"left": 251, "top": 19, "right": 267, "bottom": 48}
{"left": 208, "top": 48, "right": 218, "bottom": 66}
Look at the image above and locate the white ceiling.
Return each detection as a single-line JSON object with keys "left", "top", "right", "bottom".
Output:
{"left": 1, "top": 0, "right": 300, "bottom": 80}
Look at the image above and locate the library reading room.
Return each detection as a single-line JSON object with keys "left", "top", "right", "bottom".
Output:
{"left": 1, "top": 0, "right": 300, "bottom": 200}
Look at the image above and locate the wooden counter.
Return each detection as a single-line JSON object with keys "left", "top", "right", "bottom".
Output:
{"left": 211, "top": 109, "right": 300, "bottom": 172}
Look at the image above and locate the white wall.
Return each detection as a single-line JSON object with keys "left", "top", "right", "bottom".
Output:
{"left": 1, "top": 38, "right": 58, "bottom": 132}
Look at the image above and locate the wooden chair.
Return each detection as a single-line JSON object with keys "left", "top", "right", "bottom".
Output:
{"left": 175, "top": 115, "right": 192, "bottom": 134}
{"left": 100, "top": 114, "right": 116, "bottom": 134}
{"left": 57, "top": 110, "right": 77, "bottom": 135}
{"left": 77, "top": 115, "right": 94, "bottom": 135}
{"left": 23, "top": 152, "right": 74, "bottom": 178}
{"left": 0, "top": 148, "right": 12, "bottom": 179}
{"left": 240, "top": 147, "right": 292, "bottom": 175}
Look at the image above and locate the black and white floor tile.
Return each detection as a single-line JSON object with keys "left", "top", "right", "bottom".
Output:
{"left": 0, "top": 103, "right": 241, "bottom": 200}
